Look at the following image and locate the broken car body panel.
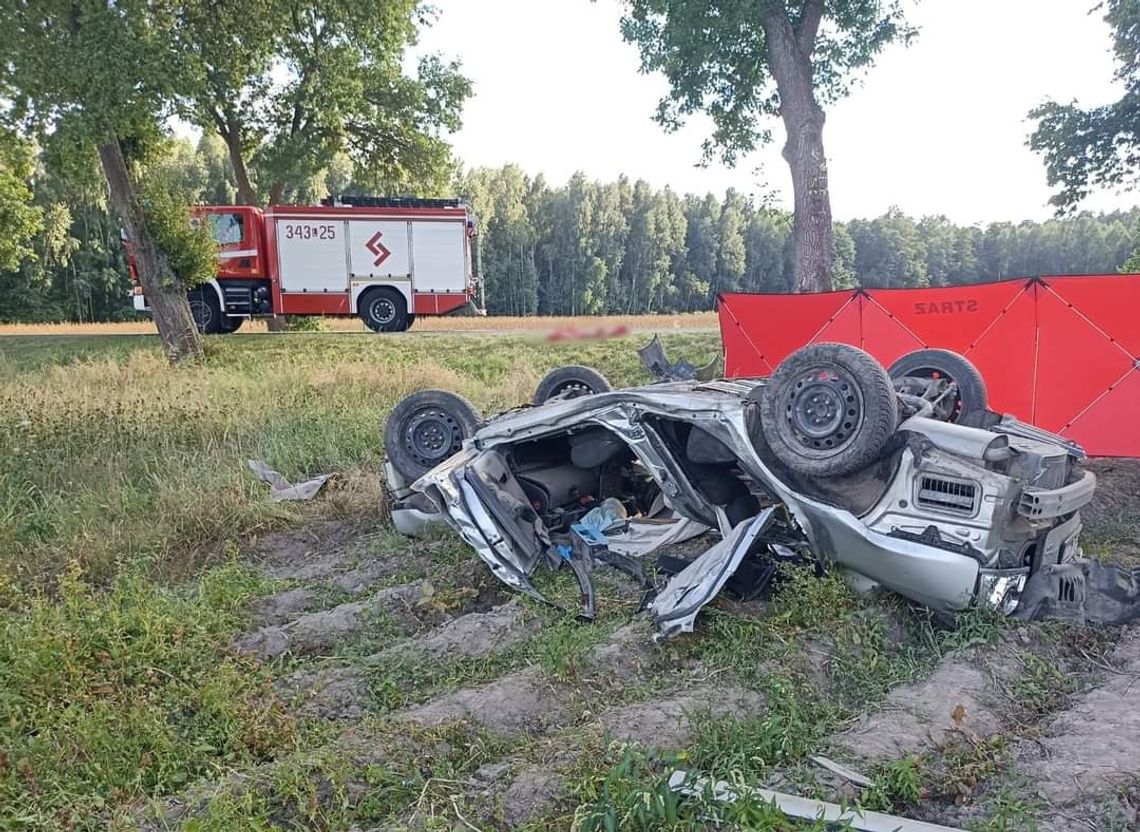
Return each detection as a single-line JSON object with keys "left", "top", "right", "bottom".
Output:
{"left": 649, "top": 507, "right": 776, "bottom": 639}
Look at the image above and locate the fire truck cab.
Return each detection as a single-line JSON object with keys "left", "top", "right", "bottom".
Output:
{"left": 131, "top": 196, "right": 482, "bottom": 333}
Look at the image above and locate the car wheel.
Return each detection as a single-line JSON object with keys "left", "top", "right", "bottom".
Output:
{"left": 384, "top": 389, "right": 482, "bottom": 480}
{"left": 532, "top": 365, "right": 612, "bottom": 405}
{"left": 188, "top": 288, "right": 224, "bottom": 334}
{"left": 360, "top": 288, "right": 409, "bottom": 333}
{"left": 889, "top": 348, "right": 988, "bottom": 424}
{"left": 760, "top": 343, "right": 899, "bottom": 477}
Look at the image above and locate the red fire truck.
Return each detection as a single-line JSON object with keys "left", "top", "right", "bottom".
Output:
{"left": 131, "top": 196, "right": 482, "bottom": 333}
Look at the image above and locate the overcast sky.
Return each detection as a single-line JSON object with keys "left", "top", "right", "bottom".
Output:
{"left": 411, "top": 0, "right": 1131, "bottom": 224}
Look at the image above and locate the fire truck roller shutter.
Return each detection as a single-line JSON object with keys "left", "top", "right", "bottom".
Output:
{"left": 411, "top": 221, "right": 466, "bottom": 293}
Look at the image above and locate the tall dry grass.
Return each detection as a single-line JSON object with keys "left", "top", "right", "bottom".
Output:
{"left": 0, "top": 311, "right": 719, "bottom": 336}
{"left": 0, "top": 330, "right": 721, "bottom": 588}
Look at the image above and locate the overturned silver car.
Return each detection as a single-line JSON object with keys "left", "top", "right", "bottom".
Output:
{"left": 384, "top": 343, "right": 1106, "bottom": 638}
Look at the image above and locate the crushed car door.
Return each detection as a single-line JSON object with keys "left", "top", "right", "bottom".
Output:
{"left": 649, "top": 507, "right": 777, "bottom": 639}
{"left": 457, "top": 449, "right": 551, "bottom": 600}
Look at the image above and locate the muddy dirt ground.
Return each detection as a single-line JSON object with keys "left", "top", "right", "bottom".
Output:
{"left": 142, "top": 459, "right": 1140, "bottom": 831}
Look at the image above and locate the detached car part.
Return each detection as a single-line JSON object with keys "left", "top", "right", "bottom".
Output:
{"left": 384, "top": 342, "right": 1114, "bottom": 638}
{"left": 639, "top": 333, "right": 723, "bottom": 382}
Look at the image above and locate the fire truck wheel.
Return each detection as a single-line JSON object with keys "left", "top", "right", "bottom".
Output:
{"left": 219, "top": 315, "right": 244, "bottom": 334}
{"left": 360, "top": 288, "right": 409, "bottom": 333}
{"left": 188, "top": 288, "right": 224, "bottom": 334}
{"left": 384, "top": 389, "right": 482, "bottom": 480}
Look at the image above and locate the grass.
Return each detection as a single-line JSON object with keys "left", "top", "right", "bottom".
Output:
{"left": 0, "top": 327, "right": 718, "bottom": 830}
{"left": 0, "top": 559, "right": 293, "bottom": 830}
{"left": 533, "top": 569, "right": 1015, "bottom": 831}
{"left": 1, "top": 325, "right": 1133, "bottom": 831}
{"left": 0, "top": 311, "right": 719, "bottom": 336}
{"left": 0, "top": 329, "right": 718, "bottom": 588}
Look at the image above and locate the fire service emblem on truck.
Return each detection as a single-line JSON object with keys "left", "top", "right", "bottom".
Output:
{"left": 365, "top": 231, "right": 391, "bottom": 267}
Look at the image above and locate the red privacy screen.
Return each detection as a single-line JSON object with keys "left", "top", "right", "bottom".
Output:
{"left": 718, "top": 275, "right": 1140, "bottom": 457}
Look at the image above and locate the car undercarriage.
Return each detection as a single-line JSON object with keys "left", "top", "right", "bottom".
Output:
{"left": 383, "top": 343, "right": 1138, "bottom": 637}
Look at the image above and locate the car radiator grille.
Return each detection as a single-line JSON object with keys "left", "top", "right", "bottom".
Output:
{"left": 916, "top": 476, "right": 978, "bottom": 515}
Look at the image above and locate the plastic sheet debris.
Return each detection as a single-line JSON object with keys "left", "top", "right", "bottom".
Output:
{"left": 667, "top": 770, "right": 966, "bottom": 832}
{"left": 578, "top": 497, "right": 628, "bottom": 535}
{"left": 248, "top": 460, "right": 332, "bottom": 502}
{"left": 809, "top": 754, "right": 876, "bottom": 788}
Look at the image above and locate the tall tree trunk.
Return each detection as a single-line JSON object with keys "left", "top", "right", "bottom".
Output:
{"left": 782, "top": 106, "right": 832, "bottom": 292}
{"left": 98, "top": 137, "right": 204, "bottom": 364}
{"left": 762, "top": 2, "right": 833, "bottom": 293}
{"left": 222, "top": 129, "right": 288, "bottom": 332}
{"left": 223, "top": 128, "right": 258, "bottom": 206}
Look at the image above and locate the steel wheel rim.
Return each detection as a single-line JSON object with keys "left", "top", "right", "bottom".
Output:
{"left": 370, "top": 297, "right": 397, "bottom": 326}
{"left": 403, "top": 407, "right": 464, "bottom": 468}
{"left": 553, "top": 380, "right": 595, "bottom": 399}
{"left": 783, "top": 366, "right": 864, "bottom": 457}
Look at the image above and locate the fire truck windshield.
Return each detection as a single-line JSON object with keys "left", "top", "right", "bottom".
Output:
{"left": 206, "top": 212, "right": 244, "bottom": 245}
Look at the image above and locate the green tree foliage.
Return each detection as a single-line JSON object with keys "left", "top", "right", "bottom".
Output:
{"left": 455, "top": 166, "right": 1140, "bottom": 317}
{"left": 3, "top": 160, "right": 1139, "bottom": 323}
{"left": 619, "top": 0, "right": 914, "bottom": 292}
{"left": 1030, "top": 0, "right": 1140, "bottom": 211}
{"left": 0, "top": 0, "right": 206, "bottom": 361}
{"left": 848, "top": 208, "right": 929, "bottom": 288}
{"left": 0, "top": 138, "right": 226, "bottom": 323}
{"left": 0, "top": 129, "right": 41, "bottom": 272}
{"left": 177, "top": 0, "right": 471, "bottom": 206}
{"left": 139, "top": 148, "right": 218, "bottom": 292}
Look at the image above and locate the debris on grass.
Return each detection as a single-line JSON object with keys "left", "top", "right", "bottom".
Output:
{"left": 667, "top": 769, "right": 968, "bottom": 832}
{"left": 248, "top": 459, "right": 333, "bottom": 501}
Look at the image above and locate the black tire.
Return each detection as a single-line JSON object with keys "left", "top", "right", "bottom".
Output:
{"left": 360, "top": 287, "right": 409, "bottom": 333}
{"left": 188, "top": 288, "right": 224, "bottom": 334}
{"left": 532, "top": 365, "right": 612, "bottom": 405}
{"left": 384, "top": 389, "right": 482, "bottom": 481}
{"left": 889, "top": 348, "right": 988, "bottom": 424}
{"left": 760, "top": 343, "right": 899, "bottom": 478}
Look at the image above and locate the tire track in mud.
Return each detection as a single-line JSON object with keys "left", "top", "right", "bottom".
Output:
{"left": 827, "top": 648, "right": 1015, "bottom": 762}
{"left": 179, "top": 497, "right": 1140, "bottom": 831}
{"left": 796, "top": 622, "right": 1140, "bottom": 830}
{"left": 234, "top": 520, "right": 502, "bottom": 660}
{"left": 1014, "top": 625, "right": 1140, "bottom": 831}
{"left": 223, "top": 522, "right": 1010, "bottom": 830}
{"left": 152, "top": 604, "right": 770, "bottom": 830}
{"left": 278, "top": 600, "right": 540, "bottom": 721}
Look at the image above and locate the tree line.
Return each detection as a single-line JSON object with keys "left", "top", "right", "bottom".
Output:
{"left": 463, "top": 165, "right": 1139, "bottom": 316}
{"left": 1, "top": 140, "right": 1137, "bottom": 324}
